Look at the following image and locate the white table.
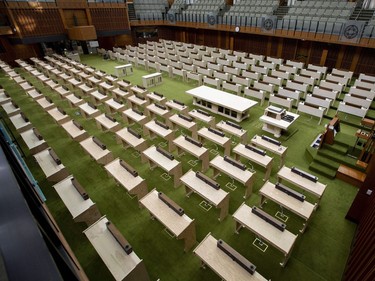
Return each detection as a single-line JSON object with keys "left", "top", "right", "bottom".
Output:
{"left": 116, "top": 127, "right": 148, "bottom": 152}
{"left": 259, "top": 181, "right": 316, "bottom": 233}
{"left": 251, "top": 135, "right": 288, "bottom": 168}
{"left": 210, "top": 155, "right": 255, "bottom": 199}
{"left": 193, "top": 233, "right": 268, "bottom": 281}
{"left": 61, "top": 120, "right": 89, "bottom": 142}
{"left": 233, "top": 143, "right": 273, "bottom": 181}
{"left": 197, "top": 127, "right": 231, "bottom": 156}
{"left": 141, "top": 146, "right": 182, "bottom": 188}
{"left": 53, "top": 176, "right": 101, "bottom": 225}
{"left": 186, "top": 86, "right": 257, "bottom": 122}
{"left": 33, "top": 148, "right": 69, "bottom": 182}
{"left": 277, "top": 166, "right": 327, "bottom": 206}
{"left": 104, "top": 158, "right": 148, "bottom": 201}
{"left": 233, "top": 203, "right": 298, "bottom": 267}
{"left": 83, "top": 216, "right": 150, "bottom": 281}
{"left": 80, "top": 137, "right": 114, "bottom": 165}
{"left": 181, "top": 170, "right": 229, "bottom": 221}
{"left": 139, "top": 189, "right": 196, "bottom": 252}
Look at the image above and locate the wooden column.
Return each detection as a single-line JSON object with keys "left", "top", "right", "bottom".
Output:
{"left": 266, "top": 37, "right": 272, "bottom": 57}
{"left": 335, "top": 45, "right": 346, "bottom": 69}
{"left": 350, "top": 47, "right": 362, "bottom": 72}
{"left": 320, "top": 49, "right": 328, "bottom": 66}
{"left": 277, "top": 38, "right": 283, "bottom": 58}
{"left": 229, "top": 33, "right": 234, "bottom": 50}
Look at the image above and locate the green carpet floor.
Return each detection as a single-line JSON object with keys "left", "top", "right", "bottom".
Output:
{"left": 0, "top": 54, "right": 360, "bottom": 281}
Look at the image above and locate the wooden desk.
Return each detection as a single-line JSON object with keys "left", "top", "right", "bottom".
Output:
{"left": 83, "top": 216, "right": 151, "bottom": 281}
{"left": 141, "top": 146, "right": 182, "bottom": 188}
{"left": 259, "top": 181, "right": 316, "bottom": 233}
{"left": 165, "top": 100, "right": 189, "bottom": 114}
{"left": 233, "top": 203, "right": 298, "bottom": 267}
{"left": 197, "top": 127, "right": 231, "bottom": 155}
{"left": 61, "top": 120, "right": 89, "bottom": 142}
{"left": 87, "top": 75, "right": 102, "bottom": 86}
{"left": 142, "top": 72, "right": 163, "bottom": 88}
{"left": 79, "top": 103, "right": 101, "bottom": 119}
{"left": 111, "top": 87, "right": 131, "bottom": 101}
{"left": 127, "top": 95, "right": 148, "bottom": 110}
{"left": 105, "top": 158, "right": 148, "bottom": 201}
{"left": 54, "top": 85, "right": 70, "bottom": 98}
{"left": 233, "top": 143, "right": 273, "bottom": 181}
{"left": 9, "top": 113, "right": 33, "bottom": 133}
{"left": 116, "top": 128, "right": 148, "bottom": 152}
{"left": 105, "top": 98, "right": 126, "bottom": 114}
{"left": 98, "top": 81, "right": 115, "bottom": 95}
{"left": 66, "top": 94, "right": 85, "bottom": 108}
{"left": 19, "top": 81, "right": 35, "bottom": 92}
{"left": 36, "top": 97, "right": 56, "bottom": 111}
{"left": 188, "top": 109, "right": 215, "bottom": 127}
{"left": 129, "top": 85, "right": 147, "bottom": 97}
{"left": 146, "top": 92, "right": 167, "bottom": 105}
{"left": 277, "top": 166, "right": 327, "bottom": 206}
{"left": 122, "top": 108, "right": 148, "bottom": 126}
{"left": 43, "top": 78, "right": 60, "bottom": 90}
{"left": 169, "top": 114, "right": 198, "bottom": 139}
{"left": 139, "top": 189, "right": 196, "bottom": 251}
{"left": 67, "top": 77, "right": 84, "bottom": 89}
{"left": 193, "top": 233, "right": 268, "bottom": 281}
{"left": 47, "top": 108, "right": 70, "bottom": 125}
{"left": 115, "top": 64, "right": 133, "bottom": 77}
{"left": 95, "top": 114, "right": 122, "bottom": 132}
{"left": 143, "top": 120, "right": 175, "bottom": 152}
{"left": 216, "top": 120, "right": 247, "bottom": 144}
{"left": 80, "top": 137, "right": 114, "bottom": 165}
{"left": 90, "top": 90, "right": 110, "bottom": 105}
{"left": 78, "top": 83, "right": 95, "bottom": 96}
{"left": 210, "top": 155, "right": 255, "bottom": 199}
{"left": 186, "top": 86, "right": 258, "bottom": 122}
{"left": 181, "top": 170, "right": 229, "bottom": 221}
{"left": 172, "top": 135, "right": 209, "bottom": 172}
{"left": 116, "top": 80, "right": 132, "bottom": 90}
{"left": 251, "top": 135, "right": 287, "bottom": 168}
{"left": 33, "top": 148, "right": 69, "bottom": 182}
{"left": 53, "top": 176, "right": 101, "bottom": 225}
{"left": 145, "top": 103, "right": 171, "bottom": 120}
{"left": 26, "top": 89, "right": 43, "bottom": 100}
{"left": 20, "top": 128, "right": 49, "bottom": 155}
{"left": 2, "top": 101, "right": 21, "bottom": 117}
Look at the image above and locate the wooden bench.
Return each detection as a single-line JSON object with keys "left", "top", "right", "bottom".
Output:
{"left": 336, "top": 165, "right": 366, "bottom": 188}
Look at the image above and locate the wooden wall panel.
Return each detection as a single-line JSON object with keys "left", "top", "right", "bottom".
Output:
{"left": 0, "top": 37, "right": 41, "bottom": 63}
{"left": 325, "top": 44, "right": 339, "bottom": 69}
{"left": 281, "top": 38, "right": 297, "bottom": 61}
{"left": 204, "top": 30, "right": 218, "bottom": 48}
{"left": 12, "top": 9, "right": 64, "bottom": 37}
{"left": 356, "top": 48, "right": 375, "bottom": 75}
{"left": 62, "top": 9, "right": 88, "bottom": 28}
{"left": 341, "top": 46, "right": 355, "bottom": 70}
{"left": 90, "top": 8, "right": 129, "bottom": 31}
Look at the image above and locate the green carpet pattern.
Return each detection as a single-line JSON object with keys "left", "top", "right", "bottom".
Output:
{"left": 0, "top": 55, "right": 360, "bottom": 281}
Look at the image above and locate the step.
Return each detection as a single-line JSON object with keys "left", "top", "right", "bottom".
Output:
{"left": 309, "top": 161, "right": 337, "bottom": 179}
{"left": 321, "top": 143, "right": 348, "bottom": 155}
{"left": 317, "top": 148, "right": 363, "bottom": 171}
{"left": 313, "top": 154, "right": 340, "bottom": 170}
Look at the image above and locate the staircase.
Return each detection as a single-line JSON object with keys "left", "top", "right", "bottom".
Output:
{"left": 350, "top": 7, "right": 375, "bottom": 22}
{"left": 307, "top": 133, "right": 365, "bottom": 179}
{"left": 273, "top": 6, "right": 290, "bottom": 19}
{"left": 127, "top": 3, "right": 137, "bottom": 21}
